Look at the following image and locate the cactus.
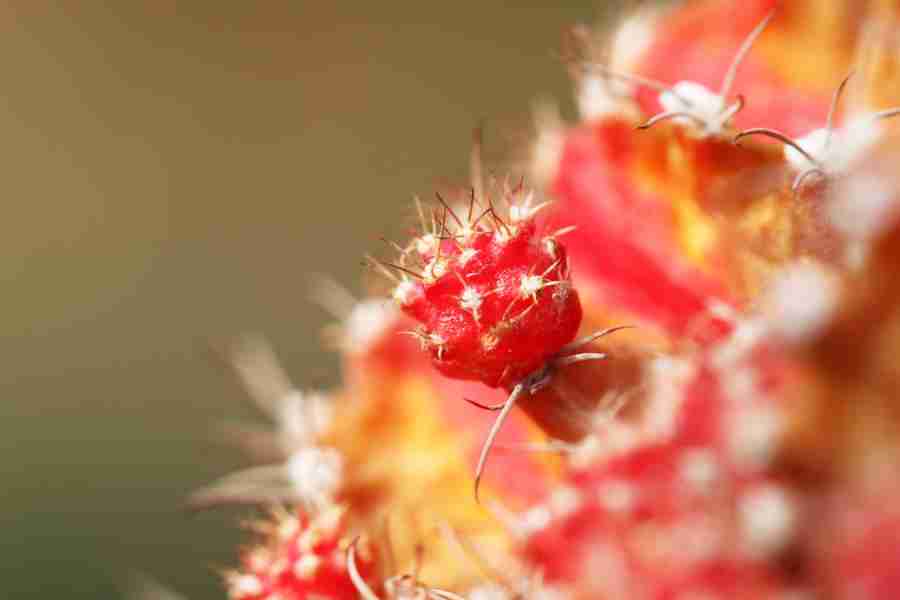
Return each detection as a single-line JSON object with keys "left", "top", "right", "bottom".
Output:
{"left": 183, "top": 1, "right": 900, "bottom": 599}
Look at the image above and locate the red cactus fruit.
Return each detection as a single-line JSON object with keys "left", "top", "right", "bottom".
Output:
{"left": 394, "top": 199, "right": 582, "bottom": 389}
{"left": 375, "top": 175, "right": 625, "bottom": 498}
{"left": 225, "top": 506, "right": 375, "bottom": 600}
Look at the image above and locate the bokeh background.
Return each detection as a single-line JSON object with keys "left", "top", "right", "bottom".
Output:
{"left": 0, "top": 2, "right": 622, "bottom": 598}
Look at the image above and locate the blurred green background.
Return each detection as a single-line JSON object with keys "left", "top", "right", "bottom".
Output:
{"left": 0, "top": 2, "right": 615, "bottom": 598}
